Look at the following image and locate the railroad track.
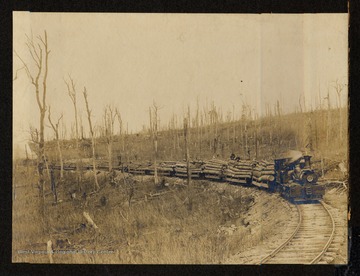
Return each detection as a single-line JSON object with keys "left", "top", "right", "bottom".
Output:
{"left": 260, "top": 201, "right": 337, "bottom": 264}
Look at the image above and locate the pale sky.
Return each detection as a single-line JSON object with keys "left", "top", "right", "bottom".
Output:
{"left": 13, "top": 12, "right": 348, "bottom": 157}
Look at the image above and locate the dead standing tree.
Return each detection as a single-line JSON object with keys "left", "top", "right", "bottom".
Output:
{"left": 149, "top": 102, "right": 161, "bottom": 185}
{"left": 332, "top": 79, "right": 347, "bottom": 145}
{"left": 324, "top": 87, "right": 332, "bottom": 147}
{"left": 65, "top": 76, "right": 82, "bottom": 190}
{"left": 115, "top": 110, "right": 124, "bottom": 151}
{"left": 48, "top": 106, "right": 64, "bottom": 179}
{"left": 83, "top": 87, "right": 100, "bottom": 191}
{"left": 241, "top": 103, "right": 249, "bottom": 159}
{"left": 184, "top": 116, "right": 192, "bottom": 211}
{"left": 28, "top": 125, "right": 40, "bottom": 163}
{"left": 104, "top": 105, "right": 117, "bottom": 172}
{"left": 196, "top": 97, "right": 201, "bottom": 158}
{"left": 209, "top": 102, "right": 219, "bottom": 156}
{"left": 14, "top": 31, "right": 50, "bottom": 233}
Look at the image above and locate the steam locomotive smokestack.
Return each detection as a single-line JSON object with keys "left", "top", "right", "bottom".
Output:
{"left": 285, "top": 150, "right": 303, "bottom": 163}
{"left": 303, "top": 155, "right": 311, "bottom": 169}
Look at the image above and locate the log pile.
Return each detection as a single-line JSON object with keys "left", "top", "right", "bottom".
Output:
{"left": 224, "top": 160, "right": 253, "bottom": 184}
{"left": 147, "top": 161, "right": 176, "bottom": 176}
{"left": 202, "top": 159, "right": 228, "bottom": 180}
{"left": 174, "top": 162, "right": 202, "bottom": 178}
{"left": 252, "top": 160, "right": 275, "bottom": 188}
{"left": 127, "top": 162, "right": 150, "bottom": 175}
{"left": 158, "top": 161, "right": 176, "bottom": 175}
{"left": 57, "top": 157, "right": 279, "bottom": 189}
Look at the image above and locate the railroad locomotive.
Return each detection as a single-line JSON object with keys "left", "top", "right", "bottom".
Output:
{"left": 273, "top": 155, "right": 325, "bottom": 202}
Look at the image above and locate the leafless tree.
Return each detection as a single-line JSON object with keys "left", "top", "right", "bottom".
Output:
{"left": 324, "top": 87, "right": 332, "bottom": 147}
{"left": 79, "top": 111, "right": 84, "bottom": 140}
{"left": 48, "top": 106, "right": 64, "bottom": 179}
{"left": 241, "top": 103, "right": 249, "bottom": 158}
{"left": 65, "top": 76, "right": 82, "bottom": 189}
{"left": 209, "top": 102, "right": 218, "bottom": 155}
{"left": 196, "top": 97, "right": 201, "bottom": 158}
{"left": 25, "top": 144, "right": 29, "bottom": 160}
{"left": 183, "top": 116, "right": 192, "bottom": 211}
{"left": 83, "top": 87, "right": 100, "bottom": 191}
{"left": 332, "top": 79, "right": 347, "bottom": 144}
{"left": 104, "top": 105, "right": 117, "bottom": 171}
{"left": 115, "top": 109, "right": 125, "bottom": 153}
{"left": 149, "top": 102, "right": 161, "bottom": 185}
{"left": 14, "top": 31, "right": 50, "bottom": 232}
{"left": 254, "top": 111, "right": 259, "bottom": 159}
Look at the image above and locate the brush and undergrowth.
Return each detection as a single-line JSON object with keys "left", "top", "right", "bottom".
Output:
{"left": 12, "top": 106, "right": 348, "bottom": 264}
{"left": 13, "top": 163, "right": 294, "bottom": 264}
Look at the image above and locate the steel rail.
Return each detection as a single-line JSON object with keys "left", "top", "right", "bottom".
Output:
{"left": 309, "top": 201, "right": 336, "bottom": 264}
{"left": 260, "top": 203, "right": 302, "bottom": 264}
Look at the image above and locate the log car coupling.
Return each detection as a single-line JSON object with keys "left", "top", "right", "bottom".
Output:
{"left": 57, "top": 153, "right": 325, "bottom": 203}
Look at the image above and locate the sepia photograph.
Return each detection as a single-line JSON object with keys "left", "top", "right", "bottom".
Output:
{"left": 12, "top": 12, "right": 348, "bottom": 264}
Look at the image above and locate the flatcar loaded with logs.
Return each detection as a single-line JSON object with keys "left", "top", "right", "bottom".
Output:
{"left": 53, "top": 152, "right": 325, "bottom": 203}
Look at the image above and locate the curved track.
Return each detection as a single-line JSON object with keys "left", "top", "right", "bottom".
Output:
{"left": 260, "top": 201, "right": 336, "bottom": 264}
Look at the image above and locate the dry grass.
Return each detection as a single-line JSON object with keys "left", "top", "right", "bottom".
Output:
{"left": 13, "top": 165, "right": 295, "bottom": 264}
{"left": 12, "top": 165, "right": 48, "bottom": 263}
{"left": 14, "top": 106, "right": 348, "bottom": 264}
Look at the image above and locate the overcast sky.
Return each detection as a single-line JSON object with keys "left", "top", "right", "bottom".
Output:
{"left": 13, "top": 12, "right": 348, "bottom": 157}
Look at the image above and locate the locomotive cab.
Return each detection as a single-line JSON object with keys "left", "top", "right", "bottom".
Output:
{"left": 288, "top": 155, "right": 318, "bottom": 185}
{"left": 274, "top": 155, "right": 317, "bottom": 185}
{"left": 275, "top": 155, "right": 324, "bottom": 202}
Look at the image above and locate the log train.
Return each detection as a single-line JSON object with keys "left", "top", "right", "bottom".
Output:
{"left": 58, "top": 153, "right": 325, "bottom": 203}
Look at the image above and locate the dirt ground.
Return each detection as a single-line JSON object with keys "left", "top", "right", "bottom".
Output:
{"left": 225, "top": 183, "right": 349, "bottom": 264}
{"left": 322, "top": 185, "right": 348, "bottom": 264}
{"left": 13, "top": 165, "right": 295, "bottom": 264}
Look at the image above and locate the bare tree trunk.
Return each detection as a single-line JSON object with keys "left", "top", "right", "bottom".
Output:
{"left": 83, "top": 88, "right": 100, "bottom": 191}
{"left": 196, "top": 98, "right": 200, "bottom": 158}
{"left": 254, "top": 114, "right": 258, "bottom": 159}
{"left": 79, "top": 112, "right": 84, "bottom": 140}
{"left": 172, "top": 114, "right": 176, "bottom": 157}
{"left": 116, "top": 112, "right": 125, "bottom": 152}
{"left": 50, "top": 167, "right": 57, "bottom": 204}
{"left": 57, "top": 140, "right": 64, "bottom": 179}
{"left": 152, "top": 103, "right": 160, "bottom": 185}
{"left": 232, "top": 105, "right": 236, "bottom": 151}
{"left": 108, "top": 142, "right": 113, "bottom": 171}
{"left": 15, "top": 31, "right": 50, "bottom": 234}
{"left": 48, "top": 106, "right": 64, "bottom": 179}
{"left": 65, "top": 77, "right": 82, "bottom": 190}
{"left": 184, "top": 117, "right": 192, "bottom": 211}
{"left": 244, "top": 121, "right": 248, "bottom": 158}
{"left": 39, "top": 110, "right": 46, "bottom": 229}
{"left": 104, "top": 106, "right": 116, "bottom": 172}
{"left": 200, "top": 113, "right": 203, "bottom": 157}
{"left": 313, "top": 111, "right": 318, "bottom": 150}
{"left": 43, "top": 151, "right": 51, "bottom": 180}
{"left": 326, "top": 89, "right": 331, "bottom": 147}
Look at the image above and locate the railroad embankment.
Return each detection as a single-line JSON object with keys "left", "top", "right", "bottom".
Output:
{"left": 13, "top": 167, "right": 293, "bottom": 264}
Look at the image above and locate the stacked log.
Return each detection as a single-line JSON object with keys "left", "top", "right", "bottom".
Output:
{"left": 202, "top": 159, "right": 228, "bottom": 180}
{"left": 174, "top": 162, "right": 202, "bottom": 178}
{"left": 147, "top": 161, "right": 176, "bottom": 176}
{"left": 127, "top": 162, "right": 150, "bottom": 175}
{"left": 59, "top": 158, "right": 278, "bottom": 189}
{"left": 158, "top": 161, "right": 176, "bottom": 175}
{"left": 224, "top": 160, "right": 253, "bottom": 184}
{"left": 252, "top": 160, "right": 275, "bottom": 188}
{"left": 63, "top": 163, "right": 76, "bottom": 171}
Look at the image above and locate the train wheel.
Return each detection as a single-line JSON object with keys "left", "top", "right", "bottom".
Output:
{"left": 301, "top": 172, "right": 318, "bottom": 184}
